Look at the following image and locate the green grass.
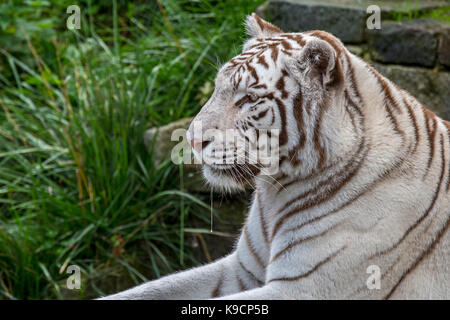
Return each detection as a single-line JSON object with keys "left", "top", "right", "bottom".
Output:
{"left": 391, "top": 1, "right": 450, "bottom": 22}
{"left": 0, "top": 0, "right": 264, "bottom": 299}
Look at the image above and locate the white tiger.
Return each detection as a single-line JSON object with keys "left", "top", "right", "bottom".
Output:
{"left": 101, "top": 13, "right": 450, "bottom": 300}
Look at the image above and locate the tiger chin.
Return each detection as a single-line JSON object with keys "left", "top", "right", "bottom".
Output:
{"left": 202, "top": 164, "right": 260, "bottom": 192}
{"left": 100, "top": 13, "right": 449, "bottom": 300}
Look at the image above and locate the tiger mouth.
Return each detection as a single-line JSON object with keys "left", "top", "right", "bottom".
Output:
{"left": 205, "top": 163, "right": 261, "bottom": 185}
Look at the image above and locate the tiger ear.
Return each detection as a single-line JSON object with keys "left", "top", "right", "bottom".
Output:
{"left": 245, "top": 13, "right": 283, "bottom": 38}
{"left": 286, "top": 39, "right": 342, "bottom": 89}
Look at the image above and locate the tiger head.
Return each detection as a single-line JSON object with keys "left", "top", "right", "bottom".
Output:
{"left": 187, "top": 13, "right": 347, "bottom": 191}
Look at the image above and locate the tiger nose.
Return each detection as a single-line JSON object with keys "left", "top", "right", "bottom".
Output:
{"left": 188, "top": 139, "right": 211, "bottom": 152}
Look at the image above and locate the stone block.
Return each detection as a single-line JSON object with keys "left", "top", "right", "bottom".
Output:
{"left": 368, "top": 19, "right": 449, "bottom": 67}
{"left": 373, "top": 63, "right": 450, "bottom": 119}
{"left": 259, "top": 0, "right": 448, "bottom": 44}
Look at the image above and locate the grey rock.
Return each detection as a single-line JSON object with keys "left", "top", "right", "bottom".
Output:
{"left": 263, "top": 0, "right": 366, "bottom": 43}
{"left": 438, "top": 31, "right": 450, "bottom": 67}
{"left": 368, "top": 20, "right": 438, "bottom": 67}
{"left": 346, "top": 45, "right": 365, "bottom": 57}
{"left": 144, "top": 117, "right": 193, "bottom": 167}
{"left": 373, "top": 63, "right": 450, "bottom": 119}
{"left": 259, "top": 0, "right": 449, "bottom": 44}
